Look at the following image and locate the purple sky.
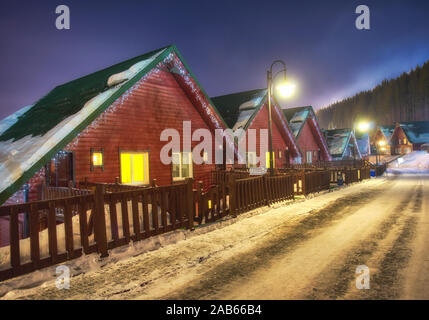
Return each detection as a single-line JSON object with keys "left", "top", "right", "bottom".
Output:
{"left": 1, "top": 0, "right": 429, "bottom": 119}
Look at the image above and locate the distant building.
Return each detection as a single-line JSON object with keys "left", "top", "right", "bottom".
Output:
{"left": 372, "top": 125, "right": 395, "bottom": 155}
{"left": 391, "top": 121, "right": 429, "bottom": 155}
{"left": 323, "top": 128, "right": 361, "bottom": 160}
{"left": 282, "top": 106, "right": 331, "bottom": 163}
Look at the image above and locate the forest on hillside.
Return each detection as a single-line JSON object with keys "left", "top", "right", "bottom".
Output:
{"left": 316, "top": 60, "right": 429, "bottom": 129}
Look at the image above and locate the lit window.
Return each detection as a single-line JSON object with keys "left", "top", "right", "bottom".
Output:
{"left": 265, "top": 152, "right": 275, "bottom": 169}
{"left": 90, "top": 148, "right": 104, "bottom": 171}
{"left": 279, "top": 151, "right": 282, "bottom": 159}
{"left": 246, "top": 152, "right": 257, "bottom": 168}
{"left": 172, "top": 152, "right": 193, "bottom": 181}
{"left": 120, "top": 152, "right": 149, "bottom": 185}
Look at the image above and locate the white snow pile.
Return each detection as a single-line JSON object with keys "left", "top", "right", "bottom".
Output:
{"left": 107, "top": 49, "right": 165, "bottom": 87}
{"left": 0, "top": 49, "right": 166, "bottom": 197}
{"left": 0, "top": 105, "right": 33, "bottom": 136}
{"left": 232, "top": 94, "right": 265, "bottom": 131}
{"left": 387, "top": 151, "right": 429, "bottom": 174}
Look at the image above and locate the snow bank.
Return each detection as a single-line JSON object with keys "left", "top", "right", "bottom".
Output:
{"left": 387, "top": 151, "right": 429, "bottom": 174}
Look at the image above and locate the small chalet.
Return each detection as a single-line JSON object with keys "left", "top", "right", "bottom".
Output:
{"left": 211, "top": 89, "right": 302, "bottom": 168}
{"left": 0, "top": 45, "right": 228, "bottom": 245}
{"left": 355, "top": 131, "right": 371, "bottom": 159}
{"left": 282, "top": 106, "right": 331, "bottom": 163}
{"left": 390, "top": 121, "right": 429, "bottom": 155}
{"left": 323, "top": 129, "right": 361, "bottom": 160}
{"left": 372, "top": 125, "right": 395, "bottom": 155}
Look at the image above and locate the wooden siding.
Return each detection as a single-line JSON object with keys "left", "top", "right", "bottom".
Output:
{"left": 241, "top": 104, "right": 292, "bottom": 167}
{"left": 63, "top": 69, "right": 217, "bottom": 189}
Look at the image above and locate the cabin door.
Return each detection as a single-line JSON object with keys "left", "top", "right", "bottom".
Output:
{"left": 47, "top": 152, "right": 75, "bottom": 187}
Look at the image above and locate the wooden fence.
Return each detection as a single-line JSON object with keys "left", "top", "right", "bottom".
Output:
{"left": 0, "top": 165, "right": 377, "bottom": 282}
{"left": 0, "top": 179, "right": 194, "bottom": 282}
{"left": 41, "top": 181, "right": 92, "bottom": 201}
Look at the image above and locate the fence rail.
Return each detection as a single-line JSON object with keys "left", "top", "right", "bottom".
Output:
{"left": 0, "top": 164, "right": 381, "bottom": 282}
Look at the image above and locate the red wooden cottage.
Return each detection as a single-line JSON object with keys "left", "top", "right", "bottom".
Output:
{"left": 390, "top": 121, "right": 429, "bottom": 155}
{"left": 211, "top": 89, "right": 302, "bottom": 168}
{"left": 0, "top": 45, "right": 229, "bottom": 246}
{"left": 282, "top": 106, "right": 331, "bottom": 163}
{"left": 372, "top": 125, "right": 395, "bottom": 155}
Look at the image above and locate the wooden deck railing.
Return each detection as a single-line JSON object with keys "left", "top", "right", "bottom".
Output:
{"left": 0, "top": 165, "right": 376, "bottom": 282}
{"left": 41, "top": 181, "right": 92, "bottom": 201}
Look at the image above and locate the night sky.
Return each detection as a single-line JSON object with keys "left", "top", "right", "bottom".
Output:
{"left": 0, "top": 0, "right": 429, "bottom": 120}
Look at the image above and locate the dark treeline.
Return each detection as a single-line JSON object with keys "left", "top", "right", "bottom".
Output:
{"left": 316, "top": 60, "right": 429, "bottom": 129}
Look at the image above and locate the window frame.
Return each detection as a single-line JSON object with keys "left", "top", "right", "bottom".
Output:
{"left": 172, "top": 151, "right": 193, "bottom": 182}
{"left": 119, "top": 149, "right": 150, "bottom": 186}
{"left": 90, "top": 148, "right": 104, "bottom": 171}
{"left": 246, "top": 151, "right": 258, "bottom": 168}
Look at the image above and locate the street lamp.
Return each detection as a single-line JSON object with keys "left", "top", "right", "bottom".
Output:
{"left": 267, "top": 60, "right": 295, "bottom": 175}
{"left": 352, "top": 121, "right": 371, "bottom": 166}
{"left": 377, "top": 140, "right": 386, "bottom": 164}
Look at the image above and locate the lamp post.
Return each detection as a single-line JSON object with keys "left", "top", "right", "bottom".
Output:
{"left": 267, "top": 60, "right": 295, "bottom": 175}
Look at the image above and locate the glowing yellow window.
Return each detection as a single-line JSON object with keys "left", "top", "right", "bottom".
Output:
{"left": 265, "top": 152, "right": 275, "bottom": 168}
{"left": 120, "top": 152, "right": 149, "bottom": 185}
{"left": 92, "top": 152, "right": 103, "bottom": 166}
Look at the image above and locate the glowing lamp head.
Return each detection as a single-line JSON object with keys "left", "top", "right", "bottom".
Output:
{"left": 276, "top": 81, "right": 296, "bottom": 98}
{"left": 357, "top": 122, "right": 370, "bottom": 132}
{"left": 378, "top": 140, "right": 386, "bottom": 147}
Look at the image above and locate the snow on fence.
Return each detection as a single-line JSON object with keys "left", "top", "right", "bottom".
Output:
{"left": 0, "top": 179, "right": 195, "bottom": 282}
{"left": 0, "top": 166, "right": 377, "bottom": 282}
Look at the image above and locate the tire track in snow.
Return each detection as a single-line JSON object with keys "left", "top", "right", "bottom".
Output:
{"left": 306, "top": 184, "right": 418, "bottom": 299}
{"left": 161, "top": 187, "right": 386, "bottom": 300}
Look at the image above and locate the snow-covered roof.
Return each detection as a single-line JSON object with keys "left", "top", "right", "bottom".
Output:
{"left": 211, "top": 89, "right": 267, "bottom": 130}
{"left": 399, "top": 121, "right": 429, "bottom": 144}
{"left": 0, "top": 45, "right": 228, "bottom": 205}
{"left": 355, "top": 132, "right": 371, "bottom": 157}
{"left": 282, "top": 106, "right": 312, "bottom": 138}
{"left": 378, "top": 125, "right": 395, "bottom": 142}
{"left": 323, "top": 128, "right": 361, "bottom": 159}
{"left": 211, "top": 89, "right": 302, "bottom": 160}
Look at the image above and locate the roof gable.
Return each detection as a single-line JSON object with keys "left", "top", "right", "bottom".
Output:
{"left": 323, "top": 128, "right": 360, "bottom": 158}
{"left": 399, "top": 121, "right": 429, "bottom": 144}
{"left": 0, "top": 45, "right": 227, "bottom": 205}
{"left": 211, "top": 89, "right": 267, "bottom": 130}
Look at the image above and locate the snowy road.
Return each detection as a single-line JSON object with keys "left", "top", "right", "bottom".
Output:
{"left": 2, "top": 152, "right": 429, "bottom": 300}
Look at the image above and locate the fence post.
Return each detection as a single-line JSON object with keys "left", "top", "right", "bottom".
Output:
{"left": 227, "top": 174, "right": 236, "bottom": 217}
{"left": 186, "top": 178, "right": 195, "bottom": 230}
{"left": 94, "top": 184, "right": 109, "bottom": 258}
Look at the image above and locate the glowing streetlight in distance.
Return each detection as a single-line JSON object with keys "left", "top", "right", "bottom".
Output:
{"left": 378, "top": 140, "right": 386, "bottom": 147}
{"left": 357, "top": 121, "right": 370, "bottom": 132}
{"left": 276, "top": 82, "right": 296, "bottom": 98}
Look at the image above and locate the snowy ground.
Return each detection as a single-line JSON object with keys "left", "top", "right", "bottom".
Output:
{"left": 1, "top": 152, "right": 429, "bottom": 300}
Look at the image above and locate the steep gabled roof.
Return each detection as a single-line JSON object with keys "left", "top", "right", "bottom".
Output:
{"left": 211, "top": 89, "right": 302, "bottom": 159}
{"left": 282, "top": 106, "right": 331, "bottom": 160}
{"left": 377, "top": 125, "right": 395, "bottom": 142}
{"left": 211, "top": 89, "right": 267, "bottom": 130}
{"left": 323, "top": 128, "right": 361, "bottom": 159}
{"left": 355, "top": 131, "right": 371, "bottom": 156}
{"left": 282, "top": 106, "right": 312, "bottom": 138}
{"left": 398, "top": 121, "right": 429, "bottom": 144}
{"left": 0, "top": 45, "right": 228, "bottom": 205}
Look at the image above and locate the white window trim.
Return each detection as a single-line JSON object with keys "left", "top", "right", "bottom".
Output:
{"left": 172, "top": 152, "right": 193, "bottom": 181}
{"left": 246, "top": 152, "right": 258, "bottom": 168}
{"left": 120, "top": 151, "right": 149, "bottom": 185}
